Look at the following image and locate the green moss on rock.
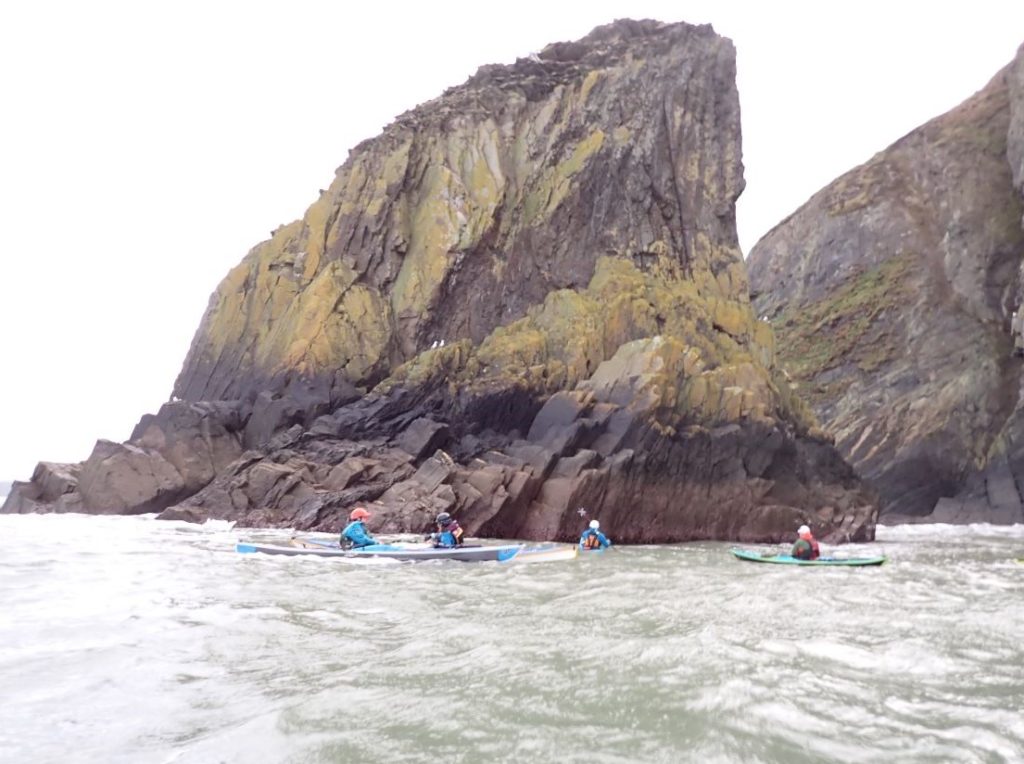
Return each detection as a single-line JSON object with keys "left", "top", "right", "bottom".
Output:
{"left": 773, "top": 252, "right": 915, "bottom": 405}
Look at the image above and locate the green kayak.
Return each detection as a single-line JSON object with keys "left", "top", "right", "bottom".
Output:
{"left": 731, "top": 548, "right": 886, "bottom": 566}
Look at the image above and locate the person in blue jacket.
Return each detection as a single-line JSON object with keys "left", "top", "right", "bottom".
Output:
{"left": 579, "top": 519, "right": 611, "bottom": 550}
{"left": 428, "top": 512, "right": 464, "bottom": 548}
{"left": 340, "top": 507, "right": 380, "bottom": 549}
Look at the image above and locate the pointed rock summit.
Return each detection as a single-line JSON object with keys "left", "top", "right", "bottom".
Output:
{"left": 5, "top": 19, "right": 876, "bottom": 543}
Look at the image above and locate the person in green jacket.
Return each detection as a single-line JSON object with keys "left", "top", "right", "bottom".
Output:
{"left": 790, "top": 524, "right": 820, "bottom": 560}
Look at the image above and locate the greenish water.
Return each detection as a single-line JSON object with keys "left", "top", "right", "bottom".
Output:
{"left": 2, "top": 516, "right": 1022, "bottom": 763}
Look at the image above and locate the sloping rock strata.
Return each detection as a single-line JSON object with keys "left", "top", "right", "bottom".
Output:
{"left": 749, "top": 44, "right": 1024, "bottom": 522}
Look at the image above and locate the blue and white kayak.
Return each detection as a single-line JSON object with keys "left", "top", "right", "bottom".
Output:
{"left": 731, "top": 548, "right": 886, "bottom": 566}
{"left": 236, "top": 538, "right": 523, "bottom": 562}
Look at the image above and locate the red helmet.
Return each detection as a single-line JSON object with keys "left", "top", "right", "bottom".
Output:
{"left": 349, "top": 507, "right": 370, "bottom": 520}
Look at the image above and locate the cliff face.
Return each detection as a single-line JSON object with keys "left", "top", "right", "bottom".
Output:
{"left": 3, "top": 20, "right": 877, "bottom": 542}
{"left": 749, "top": 45, "right": 1024, "bottom": 522}
{"left": 174, "top": 20, "right": 747, "bottom": 412}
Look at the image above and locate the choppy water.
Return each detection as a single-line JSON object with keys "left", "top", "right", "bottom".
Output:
{"left": 2, "top": 516, "right": 1022, "bottom": 763}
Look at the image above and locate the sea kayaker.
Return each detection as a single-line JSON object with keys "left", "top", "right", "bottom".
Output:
{"left": 578, "top": 519, "right": 611, "bottom": 550}
{"left": 340, "top": 507, "right": 380, "bottom": 549}
{"left": 428, "top": 512, "right": 464, "bottom": 548}
{"left": 790, "top": 524, "right": 820, "bottom": 560}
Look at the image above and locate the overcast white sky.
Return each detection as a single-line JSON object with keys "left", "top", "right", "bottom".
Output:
{"left": 1, "top": 1, "right": 1022, "bottom": 483}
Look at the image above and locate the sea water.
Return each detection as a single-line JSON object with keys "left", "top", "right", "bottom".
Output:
{"left": 1, "top": 515, "right": 1022, "bottom": 763}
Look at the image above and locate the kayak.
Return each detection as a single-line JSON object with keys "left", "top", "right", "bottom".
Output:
{"left": 236, "top": 539, "right": 523, "bottom": 562}
{"left": 731, "top": 548, "right": 886, "bottom": 566}
{"left": 510, "top": 543, "right": 578, "bottom": 564}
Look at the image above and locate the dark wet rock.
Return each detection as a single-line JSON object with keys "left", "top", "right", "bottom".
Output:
{"left": 397, "top": 418, "right": 450, "bottom": 461}
{"left": 77, "top": 440, "right": 188, "bottom": 515}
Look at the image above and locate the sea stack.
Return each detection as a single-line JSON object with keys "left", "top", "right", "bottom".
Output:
{"left": 4, "top": 20, "right": 877, "bottom": 543}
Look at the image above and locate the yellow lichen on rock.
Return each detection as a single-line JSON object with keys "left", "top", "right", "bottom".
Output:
{"left": 302, "top": 193, "right": 334, "bottom": 274}
{"left": 580, "top": 69, "right": 603, "bottom": 103}
{"left": 477, "top": 320, "right": 549, "bottom": 373}
{"left": 378, "top": 250, "right": 799, "bottom": 435}
{"left": 387, "top": 128, "right": 509, "bottom": 349}
{"left": 252, "top": 260, "right": 390, "bottom": 381}
{"left": 751, "top": 318, "right": 776, "bottom": 369}
{"left": 391, "top": 162, "right": 461, "bottom": 324}
{"left": 524, "top": 129, "right": 606, "bottom": 224}
{"left": 197, "top": 223, "right": 313, "bottom": 365}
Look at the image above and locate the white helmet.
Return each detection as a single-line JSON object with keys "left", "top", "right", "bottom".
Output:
{"left": 589, "top": 519, "right": 600, "bottom": 529}
{"left": 798, "top": 524, "right": 811, "bottom": 535}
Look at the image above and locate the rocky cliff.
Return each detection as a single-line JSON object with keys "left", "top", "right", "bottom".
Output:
{"left": 749, "top": 44, "right": 1024, "bottom": 522}
{"left": 3, "top": 20, "right": 877, "bottom": 543}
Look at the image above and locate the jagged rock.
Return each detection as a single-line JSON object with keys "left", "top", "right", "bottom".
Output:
{"left": 132, "top": 401, "right": 244, "bottom": 492}
{"left": 410, "top": 450, "right": 456, "bottom": 492}
{"left": 397, "top": 418, "right": 450, "bottom": 461}
{"left": 77, "top": 440, "right": 187, "bottom": 515}
{"left": 749, "top": 45, "right": 1024, "bottom": 520}
{"left": 527, "top": 392, "right": 592, "bottom": 441}
{"left": 242, "top": 376, "right": 360, "bottom": 447}
{"left": 2, "top": 464, "right": 80, "bottom": 513}
{"left": 323, "top": 457, "right": 374, "bottom": 491}
{"left": 4, "top": 400, "right": 247, "bottom": 517}
{"left": 1, "top": 482, "right": 41, "bottom": 514}
{"left": 32, "top": 462, "right": 80, "bottom": 502}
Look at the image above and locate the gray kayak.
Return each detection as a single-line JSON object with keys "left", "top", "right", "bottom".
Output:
{"left": 236, "top": 539, "right": 523, "bottom": 562}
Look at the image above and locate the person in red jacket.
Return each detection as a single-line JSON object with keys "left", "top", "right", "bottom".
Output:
{"left": 790, "top": 524, "right": 821, "bottom": 560}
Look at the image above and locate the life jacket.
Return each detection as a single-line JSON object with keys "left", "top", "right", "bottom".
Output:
{"left": 583, "top": 532, "right": 602, "bottom": 550}
{"left": 793, "top": 537, "right": 820, "bottom": 560}
{"left": 808, "top": 538, "right": 821, "bottom": 560}
{"left": 435, "top": 522, "right": 463, "bottom": 548}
